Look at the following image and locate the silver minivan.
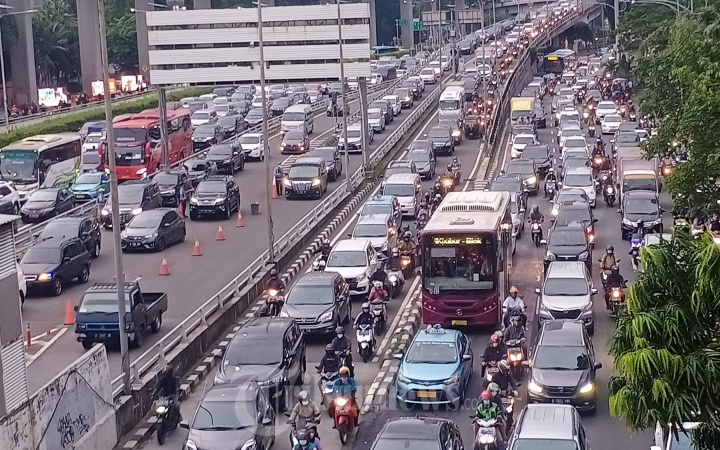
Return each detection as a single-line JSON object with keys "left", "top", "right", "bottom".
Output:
{"left": 509, "top": 404, "right": 591, "bottom": 450}
{"left": 535, "top": 261, "right": 597, "bottom": 334}
{"left": 281, "top": 104, "right": 314, "bottom": 135}
{"left": 382, "top": 173, "right": 422, "bottom": 217}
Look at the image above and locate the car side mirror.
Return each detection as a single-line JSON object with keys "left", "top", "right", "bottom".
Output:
{"left": 73, "top": 305, "right": 79, "bottom": 311}
{"left": 462, "top": 354, "right": 472, "bottom": 361}
{"left": 591, "top": 288, "right": 598, "bottom": 295}
{"left": 617, "top": 209, "right": 622, "bottom": 213}
{"left": 63, "top": 256, "right": 71, "bottom": 262}
{"left": 594, "top": 362, "right": 603, "bottom": 369}
{"left": 593, "top": 218, "right": 598, "bottom": 223}
{"left": 539, "top": 239, "right": 547, "bottom": 245}
{"left": 393, "top": 350, "right": 405, "bottom": 359}
{"left": 179, "top": 421, "right": 190, "bottom": 429}
{"left": 534, "top": 288, "right": 541, "bottom": 294}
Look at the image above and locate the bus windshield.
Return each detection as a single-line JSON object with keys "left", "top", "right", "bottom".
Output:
{"left": 114, "top": 127, "right": 149, "bottom": 143}
{"left": 0, "top": 149, "right": 38, "bottom": 182}
{"left": 115, "top": 146, "right": 146, "bottom": 166}
{"left": 439, "top": 100, "right": 461, "bottom": 111}
{"left": 424, "top": 234, "right": 495, "bottom": 292}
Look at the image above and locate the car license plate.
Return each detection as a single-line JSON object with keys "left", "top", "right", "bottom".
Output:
{"left": 30, "top": 213, "right": 39, "bottom": 218}
{"left": 417, "top": 391, "right": 436, "bottom": 398}
{"left": 131, "top": 243, "right": 140, "bottom": 247}
{"left": 76, "top": 194, "right": 87, "bottom": 199}
{"left": 452, "top": 320, "right": 467, "bottom": 326}
{"left": 552, "top": 399, "right": 571, "bottom": 404}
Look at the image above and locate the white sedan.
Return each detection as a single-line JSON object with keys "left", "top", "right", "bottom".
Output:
{"left": 595, "top": 100, "right": 618, "bottom": 121}
{"left": 511, "top": 134, "right": 538, "bottom": 159}
{"left": 419, "top": 68, "right": 437, "bottom": 84}
{"left": 601, "top": 114, "right": 623, "bottom": 134}
{"left": 382, "top": 95, "right": 403, "bottom": 116}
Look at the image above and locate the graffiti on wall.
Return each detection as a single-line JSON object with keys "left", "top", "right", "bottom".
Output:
{"left": 57, "top": 412, "right": 90, "bottom": 448}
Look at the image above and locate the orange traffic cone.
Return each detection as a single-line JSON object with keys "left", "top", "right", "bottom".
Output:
{"left": 236, "top": 211, "right": 245, "bottom": 227}
{"left": 178, "top": 202, "right": 185, "bottom": 218}
{"left": 216, "top": 226, "right": 225, "bottom": 241}
{"left": 160, "top": 257, "right": 170, "bottom": 275}
{"left": 193, "top": 239, "right": 202, "bottom": 256}
{"left": 64, "top": 300, "right": 75, "bottom": 325}
{"left": 272, "top": 183, "right": 279, "bottom": 199}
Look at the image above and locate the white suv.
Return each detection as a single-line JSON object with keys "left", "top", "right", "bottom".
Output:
{"left": 535, "top": 261, "right": 597, "bottom": 334}
{"left": 419, "top": 68, "right": 437, "bottom": 84}
{"left": 324, "top": 239, "right": 379, "bottom": 296}
{"left": 0, "top": 181, "right": 20, "bottom": 214}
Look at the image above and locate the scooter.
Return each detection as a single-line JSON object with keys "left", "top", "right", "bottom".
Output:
{"left": 506, "top": 338, "right": 526, "bottom": 381}
{"left": 471, "top": 418, "right": 501, "bottom": 450}
{"left": 312, "top": 259, "right": 326, "bottom": 272}
{"left": 331, "top": 396, "right": 357, "bottom": 444}
{"left": 387, "top": 270, "right": 404, "bottom": 298}
{"left": 356, "top": 323, "right": 375, "bottom": 363}
{"left": 154, "top": 396, "right": 180, "bottom": 445}
{"left": 259, "top": 289, "right": 284, "bottom": 317}
{"left": 317, "top": 371, "right": 338, "bottom": 406}
{"left": 608, "top": 286, "right": 626, "bottom": 316}
{"left": 630, "top": 236, "right": 642, "bottom": 271}
{"left": 400, "top": 254, "right": 414, "bottom": 279}
{"left": 604, "top": 184, "right": 616, "bottom": 207}
{"left": 483, "top": 360, "right": 499, "bottom": 383}
{"left": 371, "top": 301, "right": 388, "bottom": 336}
{"left": 286, "top": 416, "right": 321, "bottom": 450}
{"left": 588, "top": 124, "right": 596, "bottom": 137}
{"left": 530, "top": 220, "right": 543, "bottom": 247}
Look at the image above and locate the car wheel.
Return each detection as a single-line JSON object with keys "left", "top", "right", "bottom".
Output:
{"left": 239, "top": 158, "right": 245, "bottom": 171}
{"left": 91, "top": 240, "right": 101, "bottom": 258}
{"left": 151, "top": 314, "right": 162, "bottom": 333}
{"left": 78, "top": 265, "right": 90, "bottom": 283}
{"left": 156, "top": 238, "right": 165, "bottom": 252}
{"left": 179, "top": 226, "right": 186, "bottom": 243}
{"left": 19, "top": 291, "right": 24, "bottom": 305}
{"left": 52, "top": 277, "right": 63, "bottom": 297}
{"left": 225, "top": 202, "right": 232, "bottom": 220}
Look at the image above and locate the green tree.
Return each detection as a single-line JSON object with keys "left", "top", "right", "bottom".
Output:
{"left": 616, "top": 4, "right": 674, "bottom": 51}
{"left": 104, "top": 0, "right": 139, "bottom": 72}
{"left": 32, "top": 0, "right": 80, "bottom": 87}
{"left": 609, "top": 230, "right": 720, "bottom": 449}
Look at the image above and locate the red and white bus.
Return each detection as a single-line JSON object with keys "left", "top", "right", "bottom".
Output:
{"left": 101, "top": 109, "right": 192, "bottom": 180}
{"left": 420, "top": 191, "right": 513, "bottom": 327}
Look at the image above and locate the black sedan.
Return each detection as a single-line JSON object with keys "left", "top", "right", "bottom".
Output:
{"left": 121, "top": 208, "right": 186, "bottom": 252}
{"left": 206, "top": 143, "right": 245, "bottom": 174}
{"left": 217, "top": 115, "right": 245, "bottom": 139}
{"left": 37, "top": 217, "right": 102, "bottom": 258}
{"left": 192, "top": 123, "right": 224, "bottom": 151}
{"left": 541, "top": 223, "right": 592, "bottom": 273}
{"left": 153, "top": 170, "right": 194, "bottom": 207}
{"left": 20, "top": 188, "right": 75, "bottom": 224}
{"left": 271, "top": 97, "right": 293, "bottom": 116}
{"left": 427, "top": 125, "right": 455, "bottom": 156}
{"left": 189, "top": 175, "right": 241, "bottom": 220}
{"left": 522, "top": 145, "right": 552, "bottom": 176}
{"left": 281, "top": 130, "right": 310, "bottom": 155}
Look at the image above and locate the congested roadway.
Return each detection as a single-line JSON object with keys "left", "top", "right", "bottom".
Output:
{"left": 22, "top": 59, "right": 463, "bottom": 392}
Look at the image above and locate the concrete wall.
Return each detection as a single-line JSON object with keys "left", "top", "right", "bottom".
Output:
{"left": 0, "top": 345, "right": 115, "bottom": 450}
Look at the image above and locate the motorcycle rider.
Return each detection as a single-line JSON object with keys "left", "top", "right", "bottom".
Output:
{"left": 544, "top": 168, "right": 558, "bottom": 199}
{"left": 330, "top": 367, "right": 359, "bottom": 426}
{"left": 433, "top": 178, "right": 443, "bottom": 197}
{"left": 594, "top": 137, "right": 605, "bottom": 156}
{"left": 287, "top": 390, "right": 321, "bottom": 443}
{"left": 315, "top": 238, "right": 332, "bottom": 259}
{"left": 387, "top": 248, "right": 406, "bottom": 282}
{"left": 331, "top": 327, "right": 354, "bottom": 377}
{"left": 529, "top": 205, "right": 545, "bottom": 240}
{"left": 354, "top": 303, "right": 374, "bottom": 328}
{"left": 369, "top": 264, "right": 389, "bottom": 289}
{"left": 503, "top": 315, "right": 527, "bottom": 358}
{"left": 153, "top": 366, "right": 181, "bottom": 421}
{"left": 432, "top": 193, "right": 442, "bottom": 213}
{"left": 632, "top": 220, "right": 646, "bottom": 241}
{"left": 709, "top": 214, "right": 720, "bottom": 234}
{"left": 368, "top": 280, "right": 389, "bottom": 302}
{"left": 317, "top": 344, "right": 340, "bottom": 377}
{"left": 265, "top": 268, "right": 285, "bottom": 316}
{"left": 451, "top": 157, "right": 461, "bottom": 174}
{"left": 416, "top": 209, "right": 429, "bottom": 231}
{"left": 424, "top": 191, "right": 431, "bottom": 204}
{"left": 490, "top": 360, "right": 520, "bottom": 393}
{"left": 481, "top": 334, "right": 507, "bottom": 376}
{"left": 293, "top": 429, "right": 316, "bottom": 450}
{"left": 398, "top": 231, "right": 417, "bottom": 257}
{"left": 599, "top": 245, "right": 618, "bottom": 272}
{"left": 474, "top": 390, "right": 505, "bottom": 443}
{"left": 604, "top": 266, "right": 626, "bottom": 310}
{"left": 487, "top": 382, "right": 506, "bottom": 417}
{"left": 502, "top": 286, "right": 527, "bottom": 328}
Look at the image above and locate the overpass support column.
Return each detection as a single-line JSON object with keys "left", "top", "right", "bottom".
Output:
{"left": 77, "top": 0, "right": 102, "bottom": 94}
{"left": 135, "top": 0, "right": 151, "bottom": 84}
{"left": 365, "top": 0, "right": 377, "bottom": 47}
{"left": 400, "top": 0, "right": 414, "bottom": 49}
{"left": 7, "top": 0, "right": 37, "bottom": 104}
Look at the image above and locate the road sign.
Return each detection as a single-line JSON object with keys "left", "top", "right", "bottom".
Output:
{"left": 413, "top": 19, "right": 428, "bottom": 31}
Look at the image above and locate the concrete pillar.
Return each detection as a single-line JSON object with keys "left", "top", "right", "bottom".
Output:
{"left": 135, "top": 0, "right": 151, "bottom": 84}
{"left": 366, "top": 0, "right": 377, "bottom": 47}
{"left": 7, "top": 0, "right": 37, "bottom": 104}
{"left": 193, "top": 0, "right": 212, "bottom": 8}
{"left": 77, "top": 0, "right": 103, "bottom": 93}
{"left": 400, "top": 0, "right": 414, "bottom": 49}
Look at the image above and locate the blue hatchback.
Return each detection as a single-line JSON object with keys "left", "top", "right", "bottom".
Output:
{"left": 358, "top": 194, "right": 402, "bottom": 229}
{"left": 70, "top": 172, "right": 110, "bottom": 202}
{"left": 395, "top": 325, "right": 474, "bottom": 407}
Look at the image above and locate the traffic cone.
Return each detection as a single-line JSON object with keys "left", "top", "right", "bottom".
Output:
{"left": 193, "top": 239, "right": 202, "bottom": 256}
{"left": 236, "top": 211, "right": 245, "bottom": 227}
{"left": 272, "top": 183, "right": 279, "bottom": 199}
{"left": 64, "top": 300, "right": 75, "bottom": 325}
{"left": 178, "top": 202, "right": 185, "bottom": 218}
{"left": 160, "top": 257, "right": 170, "bottom": 276}
{"left": 216, "top": 226, "right": 225, "bottom": 241}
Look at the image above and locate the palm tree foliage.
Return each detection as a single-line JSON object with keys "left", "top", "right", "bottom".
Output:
{"left": 32, "top": 0, "right": 80, "bottom": 86}
{"left": 609, "top": 229, "right": 720, "bottom": 449}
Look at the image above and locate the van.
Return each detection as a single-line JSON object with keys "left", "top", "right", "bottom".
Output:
{"left": 509, "top": 404, "right": 590, "bottom": 450}
{"left": 382, "top": 173, "right": 422, "bottom": 217}
{"left": 514, "top": 12, "right": 528, "bottom": 25}
{"left": 281, "top": 104, "right": 314, "bottom": 135}
{"left": 325, "top": 239, "right": 379, "bottom": 296}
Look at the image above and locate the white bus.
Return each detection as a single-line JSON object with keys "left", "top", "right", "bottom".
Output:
{"left": 438, "top": 85, "right": 466, "bottom": 120}
{"left": 0, "top": 133, "right": 82, "bottom": 202}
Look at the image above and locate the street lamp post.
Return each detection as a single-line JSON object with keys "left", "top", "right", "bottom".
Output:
{"left": 336, "top": 0, "right": 352, "bottom": 192}
{"left": 98, "top": 0, "right": 131, "bottom": 396}
{"left": 0, "top": 7, "right": 37, "bottom": 133}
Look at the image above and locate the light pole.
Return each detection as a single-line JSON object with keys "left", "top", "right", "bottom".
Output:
{"left": 98, "top": 0, "right": 131, "bottom": 396}
{"left": 395, "top": 18, "right": 401, "bottom": 45}
{"left": 336, "top": 0, "right": 351, "bottom": 192}
{"left": 0, "top": 6, "right": 37, "bottom": 133}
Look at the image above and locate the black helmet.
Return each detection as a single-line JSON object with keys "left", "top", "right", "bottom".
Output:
{"left": 611, "top": 266, "right": 620, "bottom": 275}
{"left": 532, "top": 205, "right": 539, "bottom": 213}
{"left": 297, "top": 429, "right": 309, "bottom": 445}
{"left": 335, "top": 326, "right": 344, "bottom": 336}
{"left": 606, "top": 245, "right": 614, "bottom": 254}
{"left": 325, "top": 343, "right": 334, "bottom": 354}
{"left": 322, "top": 238, "right": 330, "bottom": 247}
{"left": 270, "top": 268, "right": 278, "bottom": 277}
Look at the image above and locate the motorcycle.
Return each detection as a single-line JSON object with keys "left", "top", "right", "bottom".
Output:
{"left": 660, "top": 161, "right": 674, "bottom": 177}
{"left": 630, "top": 236, "right": 642, "bottom": 272}
{"left": 387, "top": 270, "right": 404, "bottom": 298}
{"left": 530, "top": 220, "right": 542, "bottom": 247}
{"left": 608, "top": 286, "right": 626, "bottom": 316}
{"left": 441, "top": 174, "right": 456, "bottom": 195}
{"left": 604, "top": 184, "right": 616, "bottom": 207}
{"left": 691, "top": 223, "right": 705, "bottom": 239}
{"left": 371, "top": 300, "right": 387, "bottom": 335}
{"left": 592, "top": 154, "right": 605, "bottom": 171}
{"left": 400, "top": 254, "right": 414, "bottom": 279}
{"left": 599, "top": 259, "right": 620, "bottom": 288}
{"left": 317, "top": 371, "right": 338, "bottom": 406}
{"left": 154, "top": 396, "right": 180, "bottom": 445}
{"left": 588, "top": 124, "right": 596, "bottom": 137}
{"left": 259, "top": 289, "right": 284, "bottom": 317}
{"left": 312, "top": 258, "right": 326, "bottom": 272}
{"left": 472, "top": 418, "right": 501, "bottom": 450}
{"left": 506, "top": 338, "right": 526, "bottom": 381}
{"left": 483, "top": 360, "right": 499, "bottom": 383}
{"left": 331, "top": 396, "right": 357, "bottom": 444}
{"left": 356, "top": 323, "right": 374, "bottom": 363}
{"left": 337, "top": 349, "right": 355, "bottom": 377}
{"left": 286, "top": 416, "right": 321, "bottom": 449}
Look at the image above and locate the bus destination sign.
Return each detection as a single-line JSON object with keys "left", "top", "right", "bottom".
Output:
{"left": 432, "top": 236, "right": 483, "bottom": 246}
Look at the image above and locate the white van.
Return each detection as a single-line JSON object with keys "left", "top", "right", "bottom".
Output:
{"left": 281, "top": 104, "right": 314, "bottom": 135}
{"left": 438, "top": 86, "right": 465, "bottom": 119}
{"left": 382, "top": 173, "right": 422, "bottom": 217}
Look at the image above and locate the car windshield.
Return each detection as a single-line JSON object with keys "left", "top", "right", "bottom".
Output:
{"left": 82, "top": 153, "right": 101, "bottom": 165}
{"left": 196, "top": 181, "right": 226, "bottom": 194}
{"left": 327, "top": 250, "right": 367, "bottom": 268}
{"left": 153, "top": 173, "right": 178, "bottom": 186}
{"left": 515, "top": 136, "right": 535, "bottom": 145}
{"left": 186, "top": 161, "right": 208, "bottom": 172}
{"left": 22, "top": 247, "right": 61, "bottom": 264}
{"left": 368, "top": 110, "right": 383, "bottom": 119}
{"left": 192, "top": 399, "right": 257, "bottom": 431}
{"left": 128, "top": 213, "right": 162, "bottom": 228}
{"left": 354, "top": 223, "right": 388, "bottom": 237}
{"left": 247, "top": 109, "right": 263, "bottom": 119}
{"left": 616, "top": 132, "right": 638, "bottom": 143}
{"left": 115, "top": 187, "right": 144, "bottom": 204}
{"left": 192, "top": 112, "right": 210, "bottom": 120}
{"left": 429, "top": 129, "right": 449, "bottom": 139}
{"left": 239, "top": 135, "right": 261, "bottom": 145}
{"left": 626, "top": 198, "right": 658, "bottom": 215}
{"left": 598, "top": 102, "right": 616, "bottom": 110}
{"left": 544, "top": 277, "right": 589, "bottom": 296}
{"left": 344, "top": 130, "right": 362, "bottom": 139}
{"left": 523, "top": 147, "right": 548, "bottom": 159}
{"left": 214, "top": 105, "right": 229, "bottom": 112}
{"left": 512, "top": 439, "right": 580, "bottom": 450}
{"left": 506, "top": 163, "right": 534, "bottom": 175}
{"left": 564, "top": 174, "right": 592, "bottom": 187}
{"left": 425, "top": 238, "right": 495, "bottom": 291}
{"left": 385, "top": 167, "right": 411, "bottom": 177}
{"left": 406, "top": 341, "right": 458, "bottom": 364}
{"left": 605, "top": 115, "right": 622, "bottom": 123}
{"left": 75, "top": 173, "right": 103, "bottom": 184}
{"left": 557, "top": 208, "right": 590, "bottom": 224}
{"left": 39, "top": 223, "right": 79, "bottom": 240}
{"left": 623, "top": 177, "right": 657, "bottom": 192}
{"left": 361, "top": 204, "right": 392, "bottom": 217}
{"left": 195, "top": 125, "right": 216, "bottom": 135}
{"left": 286, "top": 285, "right": 333, "bottom": 305}
{"left": 288, "top": 165, "right": 319, "bottom": 178}
{"left": 283, "top": 112, "right": 305, "bottom": 121}
{"left": 421, "top": 69, "right": 434, "bottom": 75}
{"left": 284, "top": 131, "right": 305, "bottom": 141}
{"left": 383, "top": 183, "right": 415, "bottom": 197}
{"left": 492, "top": 179, "right": 521, "bottom": 192}
{"left": 534, "top": 345, "right": 591, "bottom": 370}
{"left": 565, "top": 138, "right": 586, "bottom": 147}
{"left": 226, "top": 342, "right": 282, "bottom": 366}
{"left": 549, "top": 229, "right": 586, "bottom": 246}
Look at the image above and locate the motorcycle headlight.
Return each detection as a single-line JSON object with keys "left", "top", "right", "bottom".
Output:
{"left": 156, "top": 405, "right": 168, "bottom": 415}
{"left": 335, "top": 398, "right": 348, "bottom": 407}
{"left": 612, "top": 289, "right": 621, "bottom": 298}
{"left": 452, "top": 130, "right": 461, "bottom": 137}
{"left": 528, "top": 381, "right": 543, "bottom": 394}
{"left": 132, "top": 208, "right": 143, "bottom": 215}
{"left": 319, "top": 311, "right": 333, "bottom": 322}
{"left": 551, "top": 206, "right": 559, "bottom": 216}
{"left": 389, "top": 274, "right": 398, "bottom": 283}
{"left": 101, "top": 209, "right": 109, "bottom": 216}
{"left": 579, "top": 382, "right": 595, "bottom": 394}
{"left": 606, "top": 187, "right": 614, "bottom": 194}
{"left": 312, "top": 178, "right": 321, "bottom": 186}
{"left": 268, "top": 289, "right": 279, "bottom": 297}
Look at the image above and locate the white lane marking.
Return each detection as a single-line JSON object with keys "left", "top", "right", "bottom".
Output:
{"left": 25, "top": 327, "right": 67, "bottom": 366}
{"left": 375, "top": 276, "right": 421, "bottom": 357}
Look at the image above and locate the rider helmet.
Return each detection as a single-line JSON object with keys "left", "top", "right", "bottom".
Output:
{"left": 298, "top": 390, "right": 310, "bottom": 405}
{"left": 447, "top": 164, "right": 453, "bottom": 171}
{"left": 532, "top": 205, "right": 539, "bottom": 213}
{"left": 435, "top": 194, "right": 442, "bottom": 201}
{"left": 509, "top": 286, "right": 519, "bottom": 294}
{"left": 297, "top": 429, "right": 309, "bottom": 446}
{"left": 270, "top": 268, "right": 278, "bottom": 277}
{"left": 325, "top": 343, "right": 335, "bottom": 354}
{"left": 362, "top": 302, "right": 370, "bottom": 312}
{"left": 391, "top": 248, "right": 399, "bottom": 257}
{"left": 339, "top": 366, "right": 350, "bottom": 377}
{"left": 481, "top": 390, "right": 493, "bottom": 401}
{"left": 335, "top": 326, "right": 345, "bottom": 337}
{"left": 606, "top": 245, "right": 614, "bottom": 254}
{"left": 373, "top": 280, "right": 383, "bottom": 289}
{"left": 488, "top": 383, "right": 501, "bottom": 395}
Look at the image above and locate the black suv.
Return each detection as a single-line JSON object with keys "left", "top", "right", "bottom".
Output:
{"left": 189, "top": 175, "right": 241, "bottom": 220}
{"left": 284, "top": 157, "right": 328, "bottom": 199}
{"left": 371, "top": 417, "right": 463, "bottom": 450}
{"left": 206, "top": 142, "right": 245, "bottom": 174}
{"left": 20, "top": 237, "right": 91, "bottom": 296}
{"left": 554, "top": 201, "right": 598, "bottom": 247}
{"left": 37, "top": 217, "right": 102, "bottom": 258}
{"left": 542, "top": 223, "right": 592, "bottom": 273}
{"left": 192, "top": 123, "right": 224, "bottom": 151}
{"left": 153, "top": 169, "right": 194, "bottom": 207}
{"left": 309, "top": 146, "right": 343, "bottom": 181}
{"left": 521, "top": 145, "right": 552, "bottom": 176}
{"left": 214, "top": 317, "right": 306, "bottom": 410}
{"left": 101, "top": 179, "right": 162, "bottom": 229}
{"left": 280, "top": 272, "right": 351, "bottom": 335}
{"left": 527, "top": 319, "right": 602, "bottom": 412}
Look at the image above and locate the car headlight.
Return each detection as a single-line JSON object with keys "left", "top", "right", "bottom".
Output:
{"left": 545, "top": 251, "right": 556, "bottom": 261}
{"left": 156, "top": 405, "right": 168, "bottom": 415}
{"left": 162, "top": 189, "right": 176, "bottom": 195}
{"left": 528, "top": 381, "right": 543, "bottom": 394}
{"left": 37, "top": 273, "right": 53, "bottom": 281}
{"left": 214, "top": 197, "right": 227, "bottom": 204}
{"left": 622, "top": 218, "right": 634, "bottom": 226}
{"left": 578, "top": 251, "right": 589, "bottom": 259}
{"left": 579, "top": 382, "right": 594, "bottom": 394}
{"left": 318, "top": 311, "right": 333, "bottom": 322}
{"left": 397, "top": 372, "right": 411, "bottom": 383}
{"left": 312, "top": 178, "right": 321, "bottom": 186}
{"left": 444, "top": 375, "right": 460, "bottom": 385}
{"left": 132, "top": 208, "right": 143, "bottom": 215}
{"left": 241, "top": 439, "right": 257, "bottom": 450}
{"left": 279, "top": 311, "right": 289, "bottom": 318}
{"left": 101, "top": 209, "right": 109, "bottom": 216}
{"left": 526, "top": 176, "right": 537, "bottom": 185}
{"left": 189, "top": 197, "right": 199, "bottom": 205}
{"left": 452, "top": 130, "right": 461, "bottom": 137}
{"left": 551, "top": 206, "right": 559, "bottom": 216}
{"left": 147, "top": 232, "right": 159, "bottom": 239}
{"left": 652, "top": 218, "right": 663, "bottom": 226}
{"left": 185, "top": 440, "right": 198, "bottom": 450}
{"left": 136, "top": 168, "right": 147, "bottom": 175}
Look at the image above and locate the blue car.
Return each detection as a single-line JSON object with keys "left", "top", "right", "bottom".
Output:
{"left": 358, "top": 194, "right": 403, "bottom": 229}
{"left": 70, "top": 172, "right": 110, "bottom": 203}
{"left": 395, "top": 325, "right": 474, "bottom": 407}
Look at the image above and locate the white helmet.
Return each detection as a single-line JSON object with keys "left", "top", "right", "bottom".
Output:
{"left": 373, "top": 280, "right": 383, "bottom": 289}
